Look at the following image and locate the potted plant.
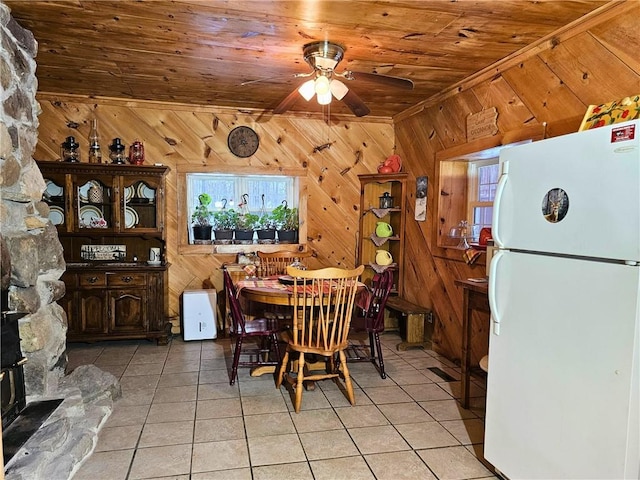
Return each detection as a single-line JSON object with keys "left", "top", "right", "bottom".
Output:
{"left": 234, "top": 212, "right": 259, "bottom": 243}
{"left": 255, "top": 194, "right": 276, "bottom": 243}
{"left": 191, "top": 193, "right": 214, "bottom": 243}
{"left": 212, "top": 207, "right": 237, "bottom": 243}
{"left": 256, "top": 212, "right": 277, "bottom": 243}
{"left": 271, "top": 201, "right": 299, "bottom": 243}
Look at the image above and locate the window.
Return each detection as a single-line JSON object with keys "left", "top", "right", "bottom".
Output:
{"left": 467, "top": 160, "right": 499, "bottom": 241}
{"left": 187, "top": 173, "right": 297, "bottom": 216}
{"left": 177, "top": 164, "right": 307, "bottom": 254}
{"left": 434, "top": 125, "right": 544, "bottom": 258}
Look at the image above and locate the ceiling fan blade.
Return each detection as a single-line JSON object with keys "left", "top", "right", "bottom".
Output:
{"left": 273, "top": 88, "right": 300, "bottom": 114}
{"left": 242, "top": 70, "right": 314, "bottom": 87}
{"left": 345, "top": 71, "right": 414, "bottom": 90}
{"left": 341, "top": 89, "right": 370, "bottom": 117}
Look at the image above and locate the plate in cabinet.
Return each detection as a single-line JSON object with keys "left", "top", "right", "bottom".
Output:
{"left": 136, "top": 183, "right": 155, "bottom": 200}
{"left": 49, "top": 206, "right": 64, "bottom": 225}
{"left": 124, "top": 186, "right": 135, "bottom": 202}
{"left": 79, "top": 205, "right": 104, "bottom": 227}
{"left": 45, "top": 180, "right": 63, "bottom": 197}
{"left": 124, "top": 207, "right": 139, "bottom": 228}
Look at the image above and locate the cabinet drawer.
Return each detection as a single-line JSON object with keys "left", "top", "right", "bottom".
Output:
{"left": 78, "top": 273, "right": 106, "bottom": 287}
{"left": 107, "top": 273, "right": 147, "bottom": 286}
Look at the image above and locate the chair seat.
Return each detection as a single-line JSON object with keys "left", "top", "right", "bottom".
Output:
{"left": 231, "top": 317, "right": 280, "bottom": 336}
{"left": 350, "top": 315, "right": 383, "bottom": 333}
{"left": 285, "top": 340, "right": 349, "bottom": 357}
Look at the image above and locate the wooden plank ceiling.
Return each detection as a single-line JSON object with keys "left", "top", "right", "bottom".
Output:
{"left": 5, "top": 0, "right": 609, "bottom": 118}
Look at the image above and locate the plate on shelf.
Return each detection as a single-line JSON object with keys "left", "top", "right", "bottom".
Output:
{"left": 124, "top": 207, "right": 139, "bottom": 228}
{"left": 136, "top": 183, "right": 155, "bottom": 200}
{"left": 79, "top": 205, "right": 103, "bottom": 227}
{"left": 124, "top": 186, "right": 135, "bottom": 202}
{"left": 45, "top": 180, "right": 63, "bottom": 198}
{"left": 78, "top": 183, "right": 92, "bottom": 202}
{"left": 49, "top": 206, "right": 64, "bottom": 225}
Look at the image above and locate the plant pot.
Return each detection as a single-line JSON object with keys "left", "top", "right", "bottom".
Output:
{"left": 277, "top": 229, "right": 298, "bottom": 244}
{"left": 256, "top": 228, "right": 276, "bottom": 244}
{"left": 234, "top": 228, "right": 254, "bottom": 243}
{"left": 213, "top": 229, "right": 233, "bottom": 244}
{"left": 192, "top": 225, "right": 212, "bottom": 244}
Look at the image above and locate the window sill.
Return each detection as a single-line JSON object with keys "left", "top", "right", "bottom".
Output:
{"left": 433, "top": 244, "right": 487, "bottom": 264}
{"left": 178, "top": 243, "right": 307, "bottom": 256}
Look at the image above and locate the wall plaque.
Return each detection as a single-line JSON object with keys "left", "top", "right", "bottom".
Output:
{"left": 466, "top": 107, "right": 498, "bottom": 141}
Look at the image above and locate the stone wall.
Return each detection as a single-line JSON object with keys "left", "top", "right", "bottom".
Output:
{"left": 0, "top": 2, "right": 67, "bottom": 396}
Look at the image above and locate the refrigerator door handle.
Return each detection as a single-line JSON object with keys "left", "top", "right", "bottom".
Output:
{"left": 488, "top": 249, "right": 504, "bottom": 335}
{"left": 492, "top": 160, "right": 509, "bottom": 249}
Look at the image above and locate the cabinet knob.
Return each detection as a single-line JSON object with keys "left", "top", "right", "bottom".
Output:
{"left": 89, "top": 276, "right": 99, "bottom": 284}
{"left": 122, "top": 276, "right": 133, "bottom": 283}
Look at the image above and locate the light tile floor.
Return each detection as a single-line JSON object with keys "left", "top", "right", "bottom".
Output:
{"left": 68, "top": 332, "right": 496, "bottom": 480}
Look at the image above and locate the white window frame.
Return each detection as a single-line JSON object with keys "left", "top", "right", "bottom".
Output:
{"left": 467, "top": 158, "right": 499, "bottom": 240}
{"left": 187, "top": 173, "right": 298, "bottom": 218}
{"left": 177, "top": 164, "right": 307, "bottom": 255}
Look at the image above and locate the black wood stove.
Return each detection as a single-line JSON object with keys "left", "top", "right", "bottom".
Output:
{"left": 1, "top": 310, "right": 28, "bottom": 430}
{"left": 1, "top": 235, "right": 28, "bottom": 431}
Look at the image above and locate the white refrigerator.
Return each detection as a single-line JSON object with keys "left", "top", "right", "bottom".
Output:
{"left": 485, "top": 120, "right": 640, "bottom": 479}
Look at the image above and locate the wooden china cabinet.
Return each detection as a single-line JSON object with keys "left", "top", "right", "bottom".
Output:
{"left": 37, "top": 161, "right": 171, "bottom": 344}
{"left": 356, "top": 173, "right": 407, "bottom": 295}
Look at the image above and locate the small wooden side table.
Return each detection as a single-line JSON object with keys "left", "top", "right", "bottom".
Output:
{"left": 454, "top": 278, "right": 490, "bottom": 409}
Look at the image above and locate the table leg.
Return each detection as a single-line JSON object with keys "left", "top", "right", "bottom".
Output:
{"left": 460, "top": 289, "right": 472, "bottom": 409}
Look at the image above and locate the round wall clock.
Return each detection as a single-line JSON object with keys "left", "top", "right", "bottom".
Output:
{"left": 227, "top": 126, "right": 259, "bottom": 158}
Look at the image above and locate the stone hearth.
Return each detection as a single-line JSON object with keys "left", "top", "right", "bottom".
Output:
{"left": 1, "top": 4, "right": 118, "bottom": 477}
{"left": 4, "top": 365, "right": 121, "bottom": 479}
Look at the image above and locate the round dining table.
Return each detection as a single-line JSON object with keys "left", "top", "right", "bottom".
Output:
{"left": 238, "top": 278, "right": 298, "bottom": 306}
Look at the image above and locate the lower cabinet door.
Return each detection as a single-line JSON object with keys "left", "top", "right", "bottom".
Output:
{"left": 79, "top": 289, "right": 108, "bottom": 334}
{"left": 61, "top": 289, "right": 80, "bottom": 336}
{"left": 109, "top": 289, "right": 147, "bottom": 333}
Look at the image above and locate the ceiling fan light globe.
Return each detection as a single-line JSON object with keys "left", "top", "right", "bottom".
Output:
{"left": 314, "top": 76, "right": 331, "bottom": 95}
{"left": 298, "top": 80, "right": 316, "bottom": 101}
{"left": 317, "top": 90, "right": 332, "bottom": 105}
{"left": 330, "top": 79, "right": 349, "bottom": 100}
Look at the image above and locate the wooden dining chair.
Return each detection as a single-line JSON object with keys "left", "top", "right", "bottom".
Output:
{"left": 276, "top": 264, "right": 365, "bottom": 413}
{"left": 257, "top": 250, "right": 312, "bottom": 276}
{"left": 257, "top": 250, "right": 313, "bottom": 325}
{"left": 348, "top": 269, "right": 394, "bottom": 378}
{"left": 223, "top": 269, "right": 283, "bottom": 385}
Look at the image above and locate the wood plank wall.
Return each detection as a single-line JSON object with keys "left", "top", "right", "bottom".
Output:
{"left": 394, "top": 1, "right": 640, "bottom": 365}
{"left": 33, "top": 99, "right": 394, "bottom": 330}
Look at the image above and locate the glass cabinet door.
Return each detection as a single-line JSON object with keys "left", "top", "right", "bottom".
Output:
{"left": 76, "top": 176, "right": 113, "bottom": 230}
{"left": 43, "top": 176, "right": 66, "bottom": 228}
{"left": 123, "top": 179, "right": 159, "bottom": 231}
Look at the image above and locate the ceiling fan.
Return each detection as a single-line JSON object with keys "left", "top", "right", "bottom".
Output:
{"left": 267, "top": 41, "right": 414, "bottom": 117}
